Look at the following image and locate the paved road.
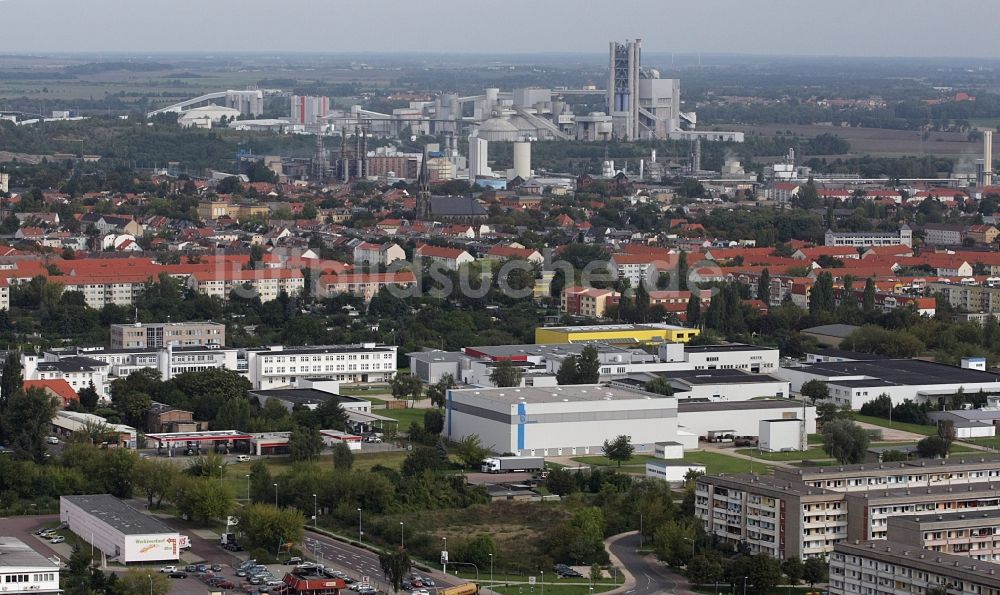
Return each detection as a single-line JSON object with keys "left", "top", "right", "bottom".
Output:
{"left": 606, "top": 532, "right": 695, "bottom": 595}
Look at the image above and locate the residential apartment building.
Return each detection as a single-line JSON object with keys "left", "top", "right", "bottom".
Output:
{"left": 832, "top": 287, "right": 936, "bottom": 316}
{"left": 414, "top": 244, "right": 474, "bottom": 270}
{"left": 924, "top": 223, "right": 965, "bottom": 246}
{"left": 694, "top": 474, "right": 847, "bottom": 560}
{"left": 187, "top": 269, "right": 304, "bottom": 302}
{"left": 825, "top": 225, "right": 913, "bottom": 248}
{"left": 353, "top": 242, "right": 406, "bottom": 268}
{"left": 774, "top": 459, "right": 1000, "bottom": 493}
{"left": 244, "top": 344, "right": 398, "bottom": 389}
{"left": 110, "top": 321, "right": 226, "bottom": 349}
{"left": 887, "top": 511, "right": 1000, "bottom": 562}
{"left": 561, "top": 286, "right": 620, "bottom": 317}
{"left": 829, "top": 540, "right": 1000, "bottom": 595}
{"left": 320, "top": 272, "right": 417, "bottom": 302}
{"left": 928, "top": 281, "right": 1000, "bottom": 314}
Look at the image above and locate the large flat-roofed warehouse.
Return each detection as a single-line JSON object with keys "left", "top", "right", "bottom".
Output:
{"left": 60, "top": 494, "right": 181, "bottom": 564}
{"left": 534, "top": 323, "right": 700, "bottom": 345}
{"left": 776, "top": 358, "right": 1000, "bottom": 409}
{"left": 445, "top": 384, "right": 680, "bottom": 456}
{"left": 613, "top": 368, "right": 790, "bottom": 401}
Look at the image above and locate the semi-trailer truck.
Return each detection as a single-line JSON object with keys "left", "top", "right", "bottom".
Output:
{"left": 480, "top": 456, "right": 544, "bottom": 473}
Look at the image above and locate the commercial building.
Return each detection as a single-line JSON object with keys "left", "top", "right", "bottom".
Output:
{"left": 249, "top": 378, "right": 371, "bottom": 415}
{"left": 60, "top": 494, "right": 181, "bottom": 564}
{"left": 0, "top": 536, "right": 60, "bottom": 594}
{"left": 243, "top": 344, "right": 398, "bottom": 388}
{"left": 776, "top": 358, "right": 1000, "bottom": 409}
{"left": 615, "top": 369, "right": 790, "bottom": 402}
{"left": 695, "top": 474, "right": 847, "bottom": 559}
{"left": 824, "top": 225, "right": 913, "bottom": 248}
{"left": 675, "top": 399, "right": 815, "bottom": 439}
{"left": 52, "top": 411, "right": 136, "bottom": 448}
{"left": 445, "top": 384, "right": 681, "bottom": 456}
{"left": 534, "top": 323, "right": 699, "bottom": 345}
{"left": 646, "top": 460, "right": 705, "bottom": 486}
{"left": 886, "top": 510, "right": 1000, "bottom": 561}
{"left": 829, "top": 540, "right": 1000, "bottom": 595}
{"left": 659, "top": 343, "right": 780, "bottom": 374}
{"left": 928, "top": 409, "right": 999, "bottom": 439}
{"left": 110, "top": 321, "right": 226, "bottom": 349}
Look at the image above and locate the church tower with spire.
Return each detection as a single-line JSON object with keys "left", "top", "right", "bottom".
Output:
{"left": 415, "top": 148, "right": 431, "bottom": 221}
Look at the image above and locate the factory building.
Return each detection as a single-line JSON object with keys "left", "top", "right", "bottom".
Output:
{"left": 775, "top": 358, "right": 1000, "bottom": 409}
{"left": 534, "top": 323, "right": 699, "bottom": 345}
{"left": 60, "top": 494, "right": 181, "bottom": 564}
{"left": 445, "top": 384, "right": 682, "bottom": 456}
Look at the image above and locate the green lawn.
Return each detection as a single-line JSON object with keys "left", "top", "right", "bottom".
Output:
{"left": 378, "top": 406, "right": 429, "bottom": 431}
{"left": 490, "top": 584, "right": 617, "bottom": 594}
{"left": 682, "top": 451, "right": 773, "bottom": 475}
{"left": 851, "top": 414, "right": 938, "bottom": 436}
{"left": 573, "top": 455, "right": 659, "bottom": 467}
{"left": 693, "top": 587, "right": 819, "bottom": 595}
{"left": 807, "top": 433, "right": 823, "bottom": 445}
{"left": 223, "top": 450, "right": 408, "bottom": 498}
{"left": 735, "top": 447, "right": 831, "bottom": 462}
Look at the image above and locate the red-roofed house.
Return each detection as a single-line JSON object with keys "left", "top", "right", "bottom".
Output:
{"left": 485, "top": 245, "right": 543, "bottom": 264}
{"left": 321, "top": 271, "right": 417, "bottom": 302}
{"left": 24, "top": 379, "right": 78, "bottom": 407}
{"left": 414, "top": 244, "right": 474, "bottom": 270}
{"left": 353, "top": 242, "right": 406, "bottom": 267}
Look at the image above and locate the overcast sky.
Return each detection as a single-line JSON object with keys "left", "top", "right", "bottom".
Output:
{"left": 2, "top": 0, "right": 998, "bottom": 58}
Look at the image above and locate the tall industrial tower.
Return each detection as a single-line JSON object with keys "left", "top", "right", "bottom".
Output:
{"left": 984, "top": 130, "right": 994, "bottom": 187}
{"left": 608, "top": 39, "right": 641, "bottom": 140}
{"left": 415, "top": 149, "right": 431, "bottom": 220}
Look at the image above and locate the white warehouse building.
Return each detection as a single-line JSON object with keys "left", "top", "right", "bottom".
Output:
{"left": 445, "top": 384, "right": 682, "bottom": 456}
{"left": 60, "top": 494, "right": 181, "bottom": 564}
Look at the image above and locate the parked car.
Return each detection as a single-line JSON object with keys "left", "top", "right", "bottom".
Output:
{"left": 160, "top": 566, "right": 177, "bottom": 573}
{"left": 48, "top": 536, "right": 65, "bottom": 544}
{"left": 286, "top": 556, "right": 303, "bottom": 565}
{"left": 210, "top": 563, "right": 223, "bottom": 572}
{"left": 236, "top": 455, "right": 251, "bottom": 462}
{"left": 196, "top": 564, "right": 208, "bottom": 573}
{"left": 168, "top": 572, "right": 188, "bottom": 579}
{"left": 46, "top": 436, "right": 59, "bottom": 444}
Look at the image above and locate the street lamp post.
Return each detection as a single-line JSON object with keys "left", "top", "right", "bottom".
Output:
{"left": 541, "top": 570, "right": 544, "bottom": 595}
{"left": 399, "top": 521, "right": 404, "bottom": 548}
{"left": 488, "top": 553, "right": 493, "bottom": 586}
{"left": 742, "top": 576, "right": 748, "bottom": 595}
{"left": 245, "top": 474, "right": 250, "bottom": 502}
{"left": 357, "top": 508, "right": 363, "bottom": 543}
{"left": 273, "top": 483, "right": 278, "bottom": 507}
{"left": 684, "top": 537, "right": 695, "bottom": 558}
{"left": 442, "top": 537, "right": 448, "bottom": 575}
{"left": 218, "top": 465, "right": 223, "bottom": 483}
{"left": 146, "top": 573, "right": 152, "bottom": 595}
{"left": 313, "top": 494, "right": 318, "bottom": 529}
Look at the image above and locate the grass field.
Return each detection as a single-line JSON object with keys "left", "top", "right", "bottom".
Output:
{"left": 573, "top": 454, "right": 659, "bottom": 467}
{"left": 735, "top": 447, "right": 831, "bottom": 461}
{"left": 378, "top": 406, "right": 428, "bottom": 431}
{"left": 222, "top": 450, "right": 408, "bottom": 498}
{"left": 491, "top": 584, "right": 616, "bottom": 594}
{"left": 851, "top": 414, "right": 938, "bottom": 436}
{"left": 682, "top": 451, "right": 773, "bottom": 475}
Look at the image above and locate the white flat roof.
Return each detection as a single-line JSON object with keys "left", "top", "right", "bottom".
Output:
{"left": 450, "top": 384, "right": 668, "bottom": 405}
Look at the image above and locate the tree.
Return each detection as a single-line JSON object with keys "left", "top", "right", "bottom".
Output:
{"left": 803, "top": 556, "right": 828, "bottom": 587}
{"left": 677, "top": 251, "right": 689, "bottom": 291}
{"left": 1, "top": 387, "right": 58, "bottom": 462}
{"left": 489, "top": 359, "right": 523, "bottom": 387}
{"left": 379, "top": 547, "right": 412, "bottom": 594}
{"left": 757, "top": 268, "right": 771, "bottom": 303}
{"left": 688, "top": 551, "right": 725, "bottom": 585}
{"left": 635, "top": 280, "right": 651, "bottom": 322}
{"left": 781, "top": 557, "right": 804, "bottom": 585}
{"left": 425, "top": 374, "right": 455, "bottom": 408}
{"left": 331, "top": 442, "right": 354, "bottom": 470}
{"left": 423, "top": 409, "right": 444, "bottom": 435}
{"left": 862, "top": 277, "right": 877, "bottom": 313}
{"left": 556, "top": 355, "right": 579, "bottom": 385}
{"left": 248, "top": 460, "right": 273, "bottom": 504}
{"left": 917, "top": 435, "right": 951, "bottom": 459}
{"left": 390, "top": 373, "right": 423, "bottom": 400}
{"left": 747, "top": 554, "right": 783, "bottom": 594}
{"left": 314, "top": 398, "right": 349, "bottom": 431}
{"left": 590, "top": 563, "right": 604, "bottom": 582}
{"left": 0, "top": 351, "right": 22, "bottom": 410}
{"left": 237, "top": 503, "right": 305, "bottom": 553}
{"left": 172, "top": 475, "right": 234, "bottom": 524}
{"left": 576, "top": 345, "right": 601, "bottom": 384}
{"left": 822, "top": 418, "right": 870, "bottom": 464}
{"left": 401, "top": 445, "right": 445, "bottom": 476}
{"left": 133, "top": 457, "right": 178, "bottom": 508}
{"left": 809, "top": 271, "right": 835, "bottom": 316}
{"left": 800, "top": 379, "right": 830, "bottom": 403}
{"left": 289, "top": 426, "right": 324, "bottom": 461}
{"left": 117, "top": 569, "right": 169, "bottom": 595}
{"left": 643, "top": 377, "right": 674, "bottom": 396}
{"left": 215, "top": 397, "right": 253, "bottom": 432}
{"left": 77, "top": 381, "right": 99, "bottom": 411}
{"left": 455, "top": 434, "right": 490, "bottom": 469}
{"left": 602, "top": 435, "right": 634, "bottom": 466}
{"left": 112, "top": 390, "right": 151, "bottom": 430}
{"left": 456, "top": 534, "right": 497, "bottom": 571}
{"left": 686, "top": 295, "right": 701, "bottom": 327}
{"left": 101, "top": 448, "right": 137, "bottom": 499}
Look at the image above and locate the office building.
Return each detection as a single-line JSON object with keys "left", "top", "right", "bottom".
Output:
{"left": 829, "top": 540, "right": 1000, "bottom": 595}
{"left": 0, "top": 537, "right": 60, "bottom": 594}
{"left": 60, "top": 494, "right": 181, "bottom": 564}
{"left": 244, "top": 344, "right": 398, "bottom": 389}
{"left": 110, "top": 321, "right": 226, "bottom": 349}
{"left": 824, "top": 225, "right": 913, "bottom": 248}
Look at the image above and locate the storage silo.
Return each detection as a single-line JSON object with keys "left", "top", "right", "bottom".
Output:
{"left": 513, "top": 140, "right": 531, "bottom": 179}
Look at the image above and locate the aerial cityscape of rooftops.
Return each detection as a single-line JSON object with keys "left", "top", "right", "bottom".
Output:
{"left": 7, "top": 6, "right": 1000, "bottom": 595}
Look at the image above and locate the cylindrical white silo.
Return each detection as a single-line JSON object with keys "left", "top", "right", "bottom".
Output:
{"left": 513, "top": 140, "right": 531, "bottom": 179}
